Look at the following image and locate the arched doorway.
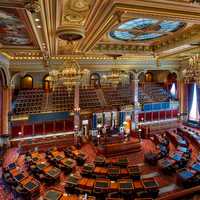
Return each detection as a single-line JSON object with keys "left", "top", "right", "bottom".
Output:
{"left": 145, "top": 72, "right": 153, "bottom": 82}
{"left": 43, "top": 75, "right": 52, "bottom": 92}
{"left": 167, "top": 72, "right": 177, "bottom": 89}
{"left": 90, "top": 73, "right": 101, "bottom": 88}
{"left": 0, "top": 71, "right": 3, "bottom": 134}
{"left": 0, "top": 68, "right": 7, "bottom": 134}
{"left": 21, "top": 75, "right": 33, "bottom": 89}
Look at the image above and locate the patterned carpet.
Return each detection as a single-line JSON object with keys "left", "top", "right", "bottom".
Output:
{"left": 0, "top": 137, "right": 199, "bottom": 200}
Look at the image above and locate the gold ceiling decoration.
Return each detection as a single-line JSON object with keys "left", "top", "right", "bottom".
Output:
{"left": 56, "top": 24, "right": 85, "bottom": 42}
{"left": 1, "top": 0, "right": 200, "bottom": 61}
{"left": 56, "top": 0, "right": 91, "bottom": 42}
{"left": 24, "top": 0, "right": 40, "bottom": 13}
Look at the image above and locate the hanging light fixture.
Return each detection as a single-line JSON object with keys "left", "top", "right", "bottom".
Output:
{"left": 48, "top": 60, "right": 86, "bottom": 92}
{"left": 184, "top": 54, "right": 200, "bottom": 85}
{"left": 191, "top": 0, "right": 200, "bottom": 4}
{"left": 104, "top": 54, "right": 123, "bottom": 86}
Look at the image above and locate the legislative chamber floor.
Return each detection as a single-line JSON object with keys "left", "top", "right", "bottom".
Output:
{"left": 0, "top": 136, "right": 199, "bottom": 200}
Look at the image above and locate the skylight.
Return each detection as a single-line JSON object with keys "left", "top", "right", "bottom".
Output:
{"left": 110, "top": 18, "right": 185, "bottom": 41}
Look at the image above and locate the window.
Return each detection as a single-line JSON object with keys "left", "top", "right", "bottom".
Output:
{"left": 21, "top": 75, "right": 33, "bottom": 89}
{"left": 170, "top": 83, "right": 176, "bottom": 98}
{"left": 189, "top": 84, "right": 200, "bottom": 122}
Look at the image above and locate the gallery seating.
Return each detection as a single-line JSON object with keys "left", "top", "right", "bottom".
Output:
{"left": 51, "top": 86, "right": 74, "bottom": 112}
{"left": 14, "top": 89, "right": 45, "bottom": 115}
{"left": 102, "top": 86, "right": 132, "bottom": 107}
{"left": 80, "top": 88, "right": 101, "bottom": 109}
{"left": 139, "top": 83, "right": 170, "bottom": 103}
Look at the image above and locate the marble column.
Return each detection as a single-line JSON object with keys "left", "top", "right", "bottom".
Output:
{"left": 178, "top": 78, "right": 187, "bottom": 117}
{"left": 74, "top": 83, "right": 80, "bottom": 130}
{"left": 2, "top": 87, "right": 11, "bottom": 135}
{"left": 131, "top": 78, "right": 140, "bottom": 130}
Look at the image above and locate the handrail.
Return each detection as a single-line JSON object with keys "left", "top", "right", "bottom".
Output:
{"left": 156, "top": 186, "right": 200, "bottom": 200}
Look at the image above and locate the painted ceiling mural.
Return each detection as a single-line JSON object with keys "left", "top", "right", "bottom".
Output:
{"left": 110, "top": 18, "right": 186, "bottom": 41}
{"left": 0, "top": 8, "right": 32, "bottom": 46}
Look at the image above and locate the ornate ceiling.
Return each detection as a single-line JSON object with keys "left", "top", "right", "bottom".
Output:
{"left": 0, "top": 0, "right": 200, "bottom": 69}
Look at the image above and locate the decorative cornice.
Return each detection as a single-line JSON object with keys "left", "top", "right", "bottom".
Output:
{"left": 10, "top": 57, "right": 179, "bottom": 72}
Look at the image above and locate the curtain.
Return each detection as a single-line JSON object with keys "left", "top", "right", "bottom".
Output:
{"left": 197, "top": 85, "right": 200, "bottom": 114}
{"left": 188, "top": 83, "right": 200, "bottom": 122}
{"left": 188, "top": 84, "right": 193, "bottom": 116}
{"left": 92, "top": 113, "right": 97, "bottom": 129}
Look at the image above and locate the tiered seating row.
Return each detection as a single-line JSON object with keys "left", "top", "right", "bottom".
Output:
{"left": 139, "top": 83, "right": 170, "bottom": 103}
{"left": 14, "top": 89, "right": 45, "bottom": 114}
{"left": 51, "top": 87, "right": 74, "bottom": 112}
{"left": 80, "top": 88, "right": 101, "bottom": 109}
{"left": 103, "top": 87, "right": 131, "bottom": 107}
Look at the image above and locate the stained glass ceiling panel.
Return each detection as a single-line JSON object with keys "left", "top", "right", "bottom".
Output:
{"left": 110, "top": 18, "right": 185, "bottom": 41}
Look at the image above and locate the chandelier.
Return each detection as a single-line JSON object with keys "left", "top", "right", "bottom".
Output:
{"left": 49, "top": 60, "right": 84, "bottom": 92}
{"left": 191, "top": 0, "right": 200, "bottom": 4}
{"left": 107, "top": 69, "right": 121, "bottom": 85}
{"left": 184, "top": 54, "right": 200, "bottom": 85}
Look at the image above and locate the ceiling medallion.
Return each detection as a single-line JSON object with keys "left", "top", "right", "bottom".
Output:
{"left": 70, "top": 0, "right": 90, "bottom": 12}
{"left": 24, "top": 0, "right": 41, "bottom": 13}
{"left": 56, "top": 24, "right": 85, "bottom": 41}
{"left": 63, "top": 11, "right": 83, "bottom": 23}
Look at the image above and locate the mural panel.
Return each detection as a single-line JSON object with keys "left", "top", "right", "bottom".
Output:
{"left": 0, "top": 7, "right": 32, "bottom": 46}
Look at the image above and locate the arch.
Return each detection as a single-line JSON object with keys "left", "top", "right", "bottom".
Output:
{"left": 128, "top": 71, "right": 137, "bottom": 82}
{"left": 90, "top": 73, "right": 101, "bottom": 88}
{"left": 43, "top": 74, "right": 52, "bottom": 91}
{"left": 138, "top": 71, "right": 145, "bottom": 82}
{"left": 0, "top": 63, "right": 10, "bottom": 87}
{"left": 0, "top": 69, "right": 5, "bottom": 134}
{"left": 20, "top": 74, "right": 33, "bottom": 89}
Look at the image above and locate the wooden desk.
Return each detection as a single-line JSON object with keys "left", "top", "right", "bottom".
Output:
{"left": 9, "top": 168, "right": 19, "bottom": 176}
{"left": 44, "top": 166, "right": 61, "bottom": 179}
{"left": 133, "top": 180, "right": 143, "bottom": 190}
{"left": 95, "top": 179, "right": 110, "bottom": 191}
{"left": 98, "top": 138, "right": 141, "bottom": 157}
{"left": 142, "top": 178, "right": 159, "bottom": 190}
{"left": 120, "top": 168, "right": 129, "bottom": 177}
{"left": 21, "top": 176, "right": 40, "bottom": 192}
{"left": 110, "top": 181, "right": 119, "bottom": 192}
{"left": 94, "top": 167, "right": 108, "bottom": 176}
{"left": 60, "top": 194, "right": 78, "bottom": 200}
{"left": 79, "top": 178, "right": 88, "bottom": 188}
{"left": 44, "top": 189, "right": 62, "bottom": 200}
{"left": 60, "top": 158, "right": 76, "bottom": 169}
{"left": 118, "top": 179, "right": 133, "bottom": 192}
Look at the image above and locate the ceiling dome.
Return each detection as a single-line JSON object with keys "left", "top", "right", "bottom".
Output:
{"left": 110, "top": 18, "right": 185, "bottom": 41}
